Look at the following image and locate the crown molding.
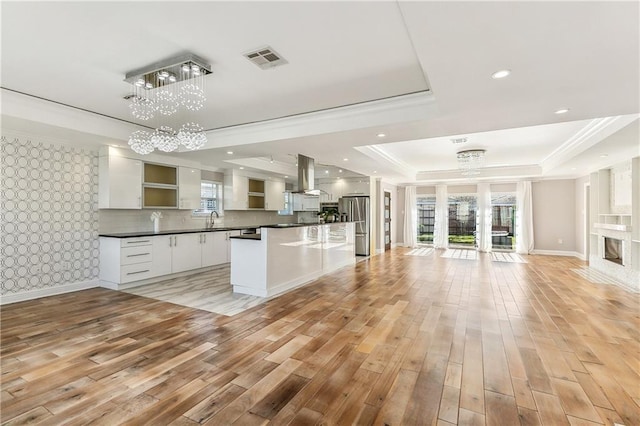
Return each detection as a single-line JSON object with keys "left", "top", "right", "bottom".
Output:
{"left": 541, "top": 114, "right": 639, "bottom": 174}
{"left": 201, "top": 92, "right": 437, "bottom": 149}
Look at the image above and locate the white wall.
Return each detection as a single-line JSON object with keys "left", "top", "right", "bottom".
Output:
{"left": 532, "top": 179, "right": 577, "bottom": 253}
{"left": 395, "top": 186, "right": 406, "bottom": 246}
{"left": 574, "top": 175, "right": 590, "bottom": 259}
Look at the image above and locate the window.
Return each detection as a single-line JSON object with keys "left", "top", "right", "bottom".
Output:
{"left": 278, "top": 191, "right": 293, "bottom": 216}
{"left": 193, "top": 180, "right": 222, "bottom": 215}
{"left": 417, "top": 195, "right": 436, "bottom": 244}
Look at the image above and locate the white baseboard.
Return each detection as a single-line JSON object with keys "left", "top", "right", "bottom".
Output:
{"left": 0, "top": 279, "right": 100, "bottom": 305}
{"left": 531, "top": 249, "right": 582, "bottom": 258}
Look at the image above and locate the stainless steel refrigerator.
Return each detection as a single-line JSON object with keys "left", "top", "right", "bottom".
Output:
{"left": 339, "top": 196, "right": 370, "bottom": 256}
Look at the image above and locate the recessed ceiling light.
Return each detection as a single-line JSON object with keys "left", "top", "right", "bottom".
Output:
{"left": 227, "top": 151, "right": 233, "bottom": 155}
{"left": 284, "top": 175, "right": 289, "bottom": 178}
{"left": 491, "top": 69, "right": 511, "bottom": 79}
{"left": 377, "top": 133, "right": 386, "bottom": 138}
{"left": 343, "top": 158, "right": 348, "bottom": 161}
{"left": 325, "top": 170, "right": 329, "bottom": 174}
{"left": 555, "top": 108, "right": 570, "bottom": 114}
{"left": 338, "top": 169, "right": 343, "bottom": 173}
{"left": 599, "top": 154, "right": 608, "bottom": 158}
{"left": 373, "top": 171, "right": 377, "bottom": 174}
{"left": 239, "top": 167, "right": 245, "bottom": 169}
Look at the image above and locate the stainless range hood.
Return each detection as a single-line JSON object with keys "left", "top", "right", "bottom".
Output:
{"left": 293, "top": 154, "right": 319, "bottom": 195}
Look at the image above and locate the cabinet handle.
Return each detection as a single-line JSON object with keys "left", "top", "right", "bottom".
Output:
{"left": 169, "top": 236, "right": 173, "bottom": 247}
{"left": 174, "top": 236, "right": 178, "bottom": 247}
{"left": 127, "top": 240, "right": 150, "bottom": 244}
{"left": 204, "top": 234, "right": 206, "bottom": 243}
{"left": 138, "top": 196, "right": 141, "bottom": 207}
{"left": 127, "top": 270, "right": 150, "bottom": 275}
{"left": 127, "top": 253, "right": 150, "bottom": 257}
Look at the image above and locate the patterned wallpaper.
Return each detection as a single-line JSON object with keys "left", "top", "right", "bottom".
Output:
{"left": 0, "top": 136, "right": 100, "bottom": 295}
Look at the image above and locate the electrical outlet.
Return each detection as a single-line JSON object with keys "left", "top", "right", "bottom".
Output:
{"left": 557, "top": 238, "right": 563, "bottom": 244}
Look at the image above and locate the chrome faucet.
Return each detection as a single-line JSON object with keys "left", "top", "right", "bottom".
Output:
{"left": 207, "top": 211, "right": 219, "bottom": 228}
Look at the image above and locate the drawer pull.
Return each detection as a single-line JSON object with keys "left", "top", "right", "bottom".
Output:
{"left": 126, "top": 240, "right": 150, "bottom": 244}
{"left": 126, "top": 270, "right": 150, "bottom": 275}
{"left": 127, "top": 253, "right": 150, "bottom": 257}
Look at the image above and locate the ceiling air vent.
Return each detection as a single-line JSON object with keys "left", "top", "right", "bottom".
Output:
{"left": 244, "top": 46, "right": 288, "bottom": 70}
{"left": 450, "top": 137, "right": 468, "bottom": 144}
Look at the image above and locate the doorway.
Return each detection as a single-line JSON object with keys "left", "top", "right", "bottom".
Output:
{"left": 384, "top": 191, "right": 391, "bottom": 251}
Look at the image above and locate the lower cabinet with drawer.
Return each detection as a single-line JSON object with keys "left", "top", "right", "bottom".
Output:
{"left": 99, "top": 237, "right": 154, "bottom": 285}
{"left": 100, "top": 231, "right": 240, "bottom": 288}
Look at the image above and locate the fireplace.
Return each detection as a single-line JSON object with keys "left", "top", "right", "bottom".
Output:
{"left": 603, "top": 237, "right": 623, "bottom": 266}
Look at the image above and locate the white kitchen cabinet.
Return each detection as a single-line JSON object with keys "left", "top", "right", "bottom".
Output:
{"left": 99, "top": 155, "right": 142, "bottom": 209}
{"left": 293, "top": 194, "right": 320, "bottom": 211}
{"left": 151, "top": 235, "right": 173, "bottom": 277}
{"left": 178, "top": 167, "right": 201, "bottom": 210}
{"left": 202, "top": 230, "right": 240, "bottom": 266}
{"left": 224, "top": 171, "right": 249, "bottom": 210}
{"left": 342, "top": 179, "right": 370, "bottom": 196}
{"left": 99, "top": 237, "right": 154, "bottom": 285}
{"left": 171, "top": 233, "right": 202, "bottom": 273}
{"left": 207, "top": 232, "right": 228, "bottom": 266}
{"left": 265, "top": 180, "right": 285, "bottom": 211}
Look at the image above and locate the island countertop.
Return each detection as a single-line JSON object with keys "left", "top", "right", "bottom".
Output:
{"left": 230, "top": 222, "right": 356, "bottom": 297}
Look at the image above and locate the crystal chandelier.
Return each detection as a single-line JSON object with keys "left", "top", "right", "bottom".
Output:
{"left": 124, "top": 54, "right": 211, "bottom": 154}
{"left": 456, "top": 149, "right": 486, "bottom": 176}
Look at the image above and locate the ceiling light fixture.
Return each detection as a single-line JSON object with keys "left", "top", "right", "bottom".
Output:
{"left": 227, "top": 151, "right": 233, "bottom": 155}
{"left": 491, "top": 69, "right": 511, "bottom": 79}
{"left": 125, "top": 53, "right": 212, "bottom": 155}
{"left": 377, "top": 133, "right": 386, "bottom": 138}
{"left": 457, "top": 149, "right": 486, "bottom": 176}
{"left": 555, "top": 108, "right": 570, "bottom": 114}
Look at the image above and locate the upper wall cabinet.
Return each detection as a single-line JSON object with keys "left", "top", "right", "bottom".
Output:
{"left": 99, "top": 155, "right": 142, "bottom": 209}
{"left": 143, "top": 163, "right": 178, "bottom": 209}
{"left": 224, "top": 170, "right": 285, "bottom": 211}
{"left": 99, "top": 148, "right": 201, "bottom": 210}
{"left": 265, "top": 180, "right": 285, "bottom": 211}
{"left": 224, "top": 171, "right": 249, "bottom": 210}
{"left": 178, "top": 167, "right": 201, "bottom": 210}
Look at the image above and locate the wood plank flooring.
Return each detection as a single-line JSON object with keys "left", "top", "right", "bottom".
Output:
{"left": 2, "top": 248, "right": 639, "bottom": 425}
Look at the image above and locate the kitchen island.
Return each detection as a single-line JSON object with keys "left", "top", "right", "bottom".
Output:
{"left": 230, "top": 222, "right": 355, "bottom": 297}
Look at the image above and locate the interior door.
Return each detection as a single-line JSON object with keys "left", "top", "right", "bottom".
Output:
{"left": 384, "top": 191, "right": 391, "bottom": 251}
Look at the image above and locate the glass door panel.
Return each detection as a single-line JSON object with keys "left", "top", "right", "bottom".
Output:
{"left": 448, "top": 195, "right": 477, "bottom": 248}
{"left": 491, "top": 193, "right": 516, "bottom": 251}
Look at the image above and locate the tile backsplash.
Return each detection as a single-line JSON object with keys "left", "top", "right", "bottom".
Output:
{"left": 99, "top": 209, "right": 299, "bottom": 234}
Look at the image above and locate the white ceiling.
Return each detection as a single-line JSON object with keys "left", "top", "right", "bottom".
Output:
{"left": 2, "top": 1, "right": 639, "bottom": 185}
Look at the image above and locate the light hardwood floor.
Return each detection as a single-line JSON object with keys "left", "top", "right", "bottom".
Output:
{"left": 1, "top": 248, "right": 639, "bottom": 425}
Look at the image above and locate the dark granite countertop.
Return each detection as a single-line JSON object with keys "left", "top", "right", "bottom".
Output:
{"left": 99, "top": 226, "right": 258, "bottom": 239}
{"left": 99, "top": 222, "right": 352, "bottom": 238}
